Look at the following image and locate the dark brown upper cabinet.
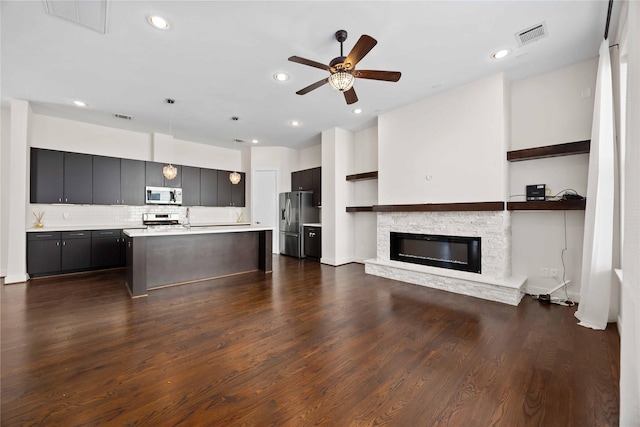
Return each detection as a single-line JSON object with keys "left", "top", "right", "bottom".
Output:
{"left": 145, "top": 161, "right": 182, "bottom": 188}
{"left": 200, "top": 168, "right": 218, "bottom": 206}
{"left": 31, "top": 148, "right": 64, "bottom": 204}
{"left": 291, "top": 167, "right": 321, "bottom": 207}
{"left": 120, "top": 159, "right": 146, "bottom": 205}
{"left": 92, "top": 155, "right": 121, "bottom": 205}
{"left": 217, "top": 170, "right": 246, "bottom": 207}
{"left": 181, "top": 166, "right": 201, "bottom": 206}
{"left": 64, "top": 152, "right": 93, "bottom": 204}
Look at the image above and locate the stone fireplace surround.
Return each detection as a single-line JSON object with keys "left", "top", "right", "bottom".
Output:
{"left": 365, "top": 210, "right": 526, "bottom": 305}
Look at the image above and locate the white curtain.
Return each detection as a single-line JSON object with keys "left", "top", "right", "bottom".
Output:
{"left": 574, "top": 39, "right": 616, "bottom": 330}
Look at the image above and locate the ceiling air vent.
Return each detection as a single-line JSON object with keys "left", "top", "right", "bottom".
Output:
{"left": 113, "top": 113, "right": 132, "bottom": 120}
{"left": 43, "top": 0, "right": 108, "bottom": 34}
{"left": 515, "top": 22, "right": 548, "bottom": 47}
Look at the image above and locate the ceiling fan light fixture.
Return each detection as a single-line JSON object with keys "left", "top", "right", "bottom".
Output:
{"left": 328, "top": 71, "right": 355, "bottom": 92}
{"left": 273, "top": 73, "right": 289, "bottom": 81}
{"left": 72, "top": 100, "right": 88, "bottom": 107}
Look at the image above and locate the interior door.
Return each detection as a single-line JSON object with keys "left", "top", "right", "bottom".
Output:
{"left": 252, "top": 170, "right": 278, "bottom": 253}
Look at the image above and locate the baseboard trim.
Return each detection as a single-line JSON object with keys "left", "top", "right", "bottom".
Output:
{"left": 4, "top": 274, "right": 28, "bottom": 284}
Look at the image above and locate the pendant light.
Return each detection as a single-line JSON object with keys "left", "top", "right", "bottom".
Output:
{"left": 163, "top": 98, "right": 178, "bottom": 180}
{"left": 229, "top": 116, "right": 241, "bottom": 185}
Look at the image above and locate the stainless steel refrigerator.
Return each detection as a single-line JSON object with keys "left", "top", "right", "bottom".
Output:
{"left": 279, "top": 191, "right": 319, "bottom": 258}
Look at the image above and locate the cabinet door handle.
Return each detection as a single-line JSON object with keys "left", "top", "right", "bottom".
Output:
{"left": 69, "top": 233, "right": 85, "bottom": 236}
{"left": 58, "top": 198, "right": 62, "bottom": 202}
{"left": 56, "top": 241, "right": 60, "bottom": 246}
{"left": 63, "top": 241, "right": 66, "bottom": 246}
{"left": 128, "top": 241, "right": 131, "bottom": 248}
{"left": 116, "top": 238, "right": 120, "bottom": 243}
{"left": 36, "top": 234, "right": 53, "bottom": 238}
{"left": 65, "top": 198, "right": 68, "bottom": 203}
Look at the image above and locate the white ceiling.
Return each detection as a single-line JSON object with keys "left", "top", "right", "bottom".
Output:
{"left": 1, "top": 1, "right": 616, "bottom": 150}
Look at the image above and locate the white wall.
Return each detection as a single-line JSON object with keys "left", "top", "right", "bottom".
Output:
{"left": 31, "top": 114, "right": 152, "bottom": 160}
{"left": 378, "top": 73, "right": 508, "bottom": 205}
{"left": 250, "top": 146, "right": 298, "bottom": 194}
{"left": 510, "top": 59, "right": 597, "bottom": 299}
{"left": 30, "top": 114, "right": 241, "bottom": 171}
{"left": 351, "top": 126, "right": 378, "bottom": 263}
{"left": 298, "top": 144, "right": 321, "bottom": 170}
{"left": 0, "top": 108, "right": 10, "bottom": 277}
{"left": 6, "top": 100, "right": 31, "bottom": 283}
{"left": 321, "top": 128, "right": 354, "bottom": 266}
{"left": 617, "top": 0, "right": 640, "bottom": 423}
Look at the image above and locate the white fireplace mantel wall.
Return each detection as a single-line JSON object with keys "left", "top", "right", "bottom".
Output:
{"left": 377, "top": 211, "right": 511, "bottom": 279}
{"left": 366, "top": 210, "right": 525, "bottom": 305}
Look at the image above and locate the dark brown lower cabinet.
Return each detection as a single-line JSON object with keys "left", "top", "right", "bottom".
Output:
{"left": 304, "top": 226, "right": 321, "bottom": 259}
{"left": 28, "top": 229, "right": 126, "bottom": 278}
{"left": 91, "top": 230, "right": 123, "bottom": 268}
{"left": 27, "top": 232, "right": 62, "bottom": 276}
{"left": 61, "top": 231, "right": 91, "bottom": 271}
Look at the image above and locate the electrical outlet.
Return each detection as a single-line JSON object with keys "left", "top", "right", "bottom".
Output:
{"left": 540, "top": 268, "right": 549, "bottom": 278}
{"left": 550, "top": 268, "right": 559, "bottom": 278}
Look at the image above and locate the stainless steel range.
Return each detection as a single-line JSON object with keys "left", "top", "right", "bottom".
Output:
{"left": 142, "top": 213, "right": 181, "bottom": 228}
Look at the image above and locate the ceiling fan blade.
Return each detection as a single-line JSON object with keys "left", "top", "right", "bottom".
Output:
{"left": 296, "top": 78, "right": 329, "bottom": 95}
{"left": 288, "top": 56, "right": 334, "bottom": 72}
{"left": 342, "top": 35, "right": 377, "bottom": 70}
{"left": 353, "top": 70, "right": 401, "bottom": 82}
{"left": 344, "top": 87, "right": 358, "bottom": 105}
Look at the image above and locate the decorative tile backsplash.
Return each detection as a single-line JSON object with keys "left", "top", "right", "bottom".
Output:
{"left": 27, "top": 204, "right": 246, "bottom": 228}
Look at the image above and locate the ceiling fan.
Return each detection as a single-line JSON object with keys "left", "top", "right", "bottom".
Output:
{"left": 288, "top": 30, "right": 401, "bottom": 105}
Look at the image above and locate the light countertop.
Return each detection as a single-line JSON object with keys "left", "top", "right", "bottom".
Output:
{"left": 123, "top": 225, "right": 274, "bottom": 238}
{"left": 27, "top": 224, "right": 146, "bottom": 232}
{"left": 303, "top": 223, "right": 322, "bottom": 227}
{"left": 26, "top": 222, "right": 251, "bottom": 233}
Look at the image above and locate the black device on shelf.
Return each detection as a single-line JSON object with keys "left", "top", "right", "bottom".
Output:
{"left": 526, "top": 184, "right": 546, "bottom": 201}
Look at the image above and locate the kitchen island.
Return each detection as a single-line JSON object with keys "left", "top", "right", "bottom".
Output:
{"left": 123, "top": 225, "right": 273, "bottom": 297}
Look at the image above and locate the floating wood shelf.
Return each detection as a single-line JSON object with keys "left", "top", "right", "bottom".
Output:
{"left": 346, "top": 206, "right": 375, "bottom": 212}
{"left": 372, "top": 202, "right": 505, "bottom": 212}
{"left": 346, "top": 171, "right": 378, "bottom": 181}
{"left": 507, "top": 200, "right": 586, "bottom": 211}
{"left": 507, "top": 140, "right": 590, "bottom": 162}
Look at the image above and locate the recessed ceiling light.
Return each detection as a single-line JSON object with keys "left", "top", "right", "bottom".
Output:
{"left": 289, "top": 120, "right": 301, "bottom": 127}
{"left": 72, "top": 100, "right": 88, "bottom": 107}
{"left": 274, "top": 73, "right": 289, "bottom": 81}
{"left": 251, "top": 139, "right": 259, "bottom": 144}
{"left": 148, "top": 15, "right": 170, "bottom": 30}
{"left": 352, "top": 108, "right": 363, "bottom": 114}
{"left": 491, "top": 49, "right": 511, "bottom": 59}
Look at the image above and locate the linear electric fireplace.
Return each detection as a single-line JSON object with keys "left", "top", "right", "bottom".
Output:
{"left": 390, "top": 232, "right": 481, "bottom": 274}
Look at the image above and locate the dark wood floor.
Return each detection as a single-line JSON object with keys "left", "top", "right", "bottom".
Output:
{"left": 1, "top": 256, "right": 620, "bottom": 426}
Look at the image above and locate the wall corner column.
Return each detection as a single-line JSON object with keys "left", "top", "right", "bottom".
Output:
{"left": 5, "top": 99, "right": 31, "bottom": 283}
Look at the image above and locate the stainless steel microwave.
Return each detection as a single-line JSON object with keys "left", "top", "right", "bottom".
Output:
{"left": 145, "top": 186, "right": 182, "bottom": 205}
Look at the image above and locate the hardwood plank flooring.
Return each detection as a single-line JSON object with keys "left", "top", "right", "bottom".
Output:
{"left": 1, "top": 256, "right": 620, "bottom": 426}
